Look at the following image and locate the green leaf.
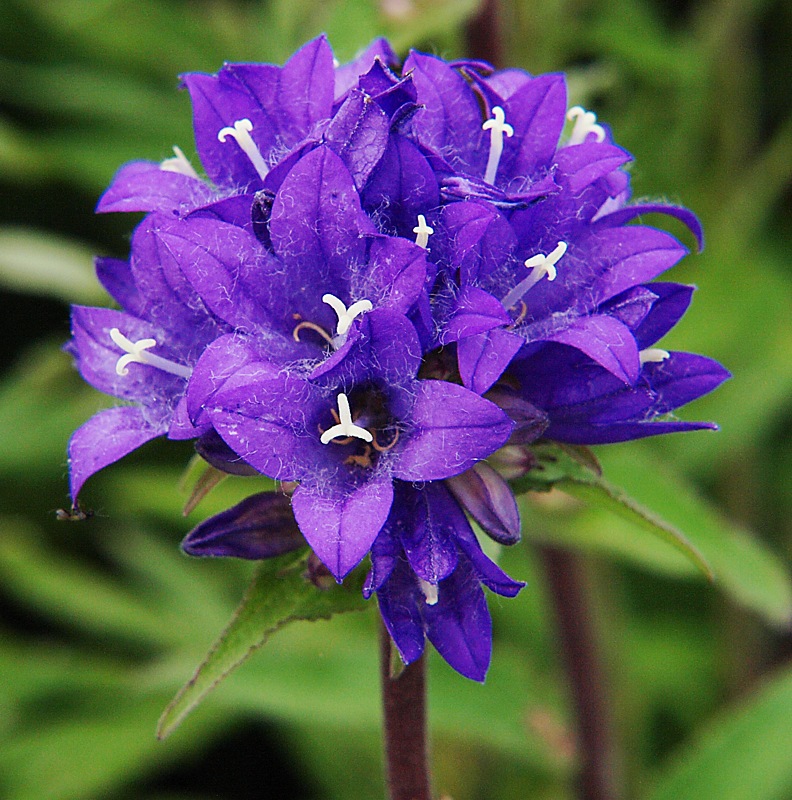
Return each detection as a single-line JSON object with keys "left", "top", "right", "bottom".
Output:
{"left": 645, "top": 665, "right": 792, "bottom": 800}
{"left": 0, "top": 227, "right": 105, "bottom": 304}
{"left": 597, "top": 445, "right": 792, "bottom": 628}
{"left": 157, "top": 550, "right": 368, "bottom": 739}
{"left": 511, "top": 442, "right": 713, "bottom": 579}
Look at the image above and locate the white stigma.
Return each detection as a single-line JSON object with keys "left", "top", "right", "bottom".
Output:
{"left": 322, "top": 293, "right": 373, "bottom": 344}
{"left": 566, "top": 106, "right": 606, "bottom": 146}
{"left": 482, "top": 106, "right": 514, "bottom": 184}
{"left": 217, "top": 119, "right": 269, "bottom": 180}
{"left": 418, "top": 579, "right": 439, "bottom": 606}
{"left": 501, "top": 241, "right": 568, "bottom": 311}
{"left": 639, "top": 348, "right": 671, "bottom": 365}
{"left": 110, "top": 328, "right": 192, "bottom": 379}
{"left": 320, "top": 393, "right": 374, "bottom": 445}
{"left": 413, "top": 214, "right": 434, "bottom": 249}
{"left": 160, "top": 145, "right": 200, "bottom": 179}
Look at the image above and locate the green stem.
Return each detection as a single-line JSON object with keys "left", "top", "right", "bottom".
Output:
{"left": 379, "top": 624, "right": 431, "bottom": 800}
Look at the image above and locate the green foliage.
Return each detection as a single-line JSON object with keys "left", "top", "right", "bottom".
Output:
{"left": 0, "top": 0, "right": 790, "bottom": 798}
{"left": 157, "top": 550, "right": 369, "bottom": 740}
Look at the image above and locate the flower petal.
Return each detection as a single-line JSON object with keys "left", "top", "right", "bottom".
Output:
{"left": 291, "top": 476, "right": 394, "bottom": 580}
{"left": 394, "top": 381, "right": 513, "bottom": 481}
{"left": 424, "top": 558, "right": 492, "bottom": 682}
{"left": 457, "top": 328, "right": 524, "bottom": 394}
{"left": 68, "top": 407, "right": 165, "bottom": 500}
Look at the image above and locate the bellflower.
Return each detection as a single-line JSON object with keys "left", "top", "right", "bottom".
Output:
{"left": 67, "top": 36, "right": 728, "bottom": 680}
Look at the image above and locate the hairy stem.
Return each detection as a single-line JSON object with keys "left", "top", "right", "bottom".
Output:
{"left": 380, "top": 624, "right": 431, "bottom": 800}
{"left": 540, "top": 546, "right": 622, "bottom": 800}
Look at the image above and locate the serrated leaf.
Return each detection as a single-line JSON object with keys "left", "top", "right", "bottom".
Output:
{"left": 157, "top": 550, "right": 368, "bottom": 739}
{"left": 512, "top": 442, "right": 713, "bottom": 579}
{"left": 645, "top": 665, "right": 792, "bottom": 800}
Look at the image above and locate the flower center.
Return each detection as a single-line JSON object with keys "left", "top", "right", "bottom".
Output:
{"left": 412, "top": 214, "right": 434, "bottom": 249}
{"left": 160, "top": 146, "right": 199, "bottom": 179}
{"left": 320, "top": 393, "right": 374, "bottom": 445}
{"left": 109, "top": 328, "right": 192, "bottom": 379}
{"left": 500, "top": 241, "right": 567, "bottom": 311}
{"left": 639, "top": 348, "right": 670, "bottom": 365}
{"left": 482, "top": 106, "right": 514, "bottom": 185}
{"left": 566, "top": 106, "right": 606, "bottom": 146}
{"left": 217, "top": 119, "right": 269, "bottom": 180}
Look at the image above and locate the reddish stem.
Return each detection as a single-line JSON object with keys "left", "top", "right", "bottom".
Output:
{"left": 540, "top": 546, "right": 622, "bottom": 800}
{"left": 379, "top": 625, "right": 431, "bottom": 800}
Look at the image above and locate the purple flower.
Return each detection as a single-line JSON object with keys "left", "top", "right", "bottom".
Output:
{"left": 66, "top": 37, "right": 728, "bottom": 680}
{"left": 68, "top": 143, "right": 429, "bottom": 499}
{"left": 363, "top": 481, "right": 523, "bottom": 681}
{"left": 200, "top": 309, "right": 513, "bottom": 580}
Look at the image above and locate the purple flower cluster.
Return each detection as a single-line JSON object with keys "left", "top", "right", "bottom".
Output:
{"left": 66, "top": 36, "right": 728, "bottom": 680}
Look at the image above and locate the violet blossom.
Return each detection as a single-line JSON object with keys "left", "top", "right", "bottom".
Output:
{"left": 66, "top": 37, "right": 728, "bottom": 680}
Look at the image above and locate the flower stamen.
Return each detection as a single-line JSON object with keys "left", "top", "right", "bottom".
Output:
{"left": 217, "top": 119, "right": 269, "bottom": 180}
{"left": 293, "top": 320, "right": 334, "bottom": 345}
{"left": 413, "top": 214, "right": 434, "bottom": 249}
{"left": 371, "top": 427, "right": 400, "bottom": 453}
{"left": 639, "top": 348, "right": 671, "bottom": 365}
{"left": 418, "top": 579, "right": 439, "bottom": 606}
{"left": 322, "top": 293, "right": 373, "bottom": 345}
{"left": 110, "top": 328, "right": 191, "bottom": 379}
{"left": 566, "top": 106, "right": 606, "bottom": 146}
{"left": 482, "top": 106, "right": 514, "bottom": 185}
{"left": 320, "top": 393, "right": 374, "bottom": 445}
{"left": 501, "top": 241, "right": 567, "bottom": 310}
{"left": 160, "top": 145, "right": 200, "bottom": 179}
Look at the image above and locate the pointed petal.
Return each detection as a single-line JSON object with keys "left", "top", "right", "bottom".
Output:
{"left": 323, "top": 90, "right": 390, "bottom": 189}
{"left": 594, "top": 202, "right": 704, "bottom": 251}
{"left": 398, "top": 484, "right": 459, "bottom": 583}
{"left": 394, "top": 381, "right": 513, "bottom": 481}
{"left": 291, "top": 476, "right": 394, "bottom": 580}
{"left": 96, "top": 161, "right": 214, "bottom": 214}
{"left": 277, "top": 34, "right": 335, "bottom": 143}
{"left": 632, "top": 283, "right": 694, "bottom": 347}
{"left": 269, "top": 146, "right": 370, "bottom": 289}
{"left": 500, "top": 73, "right": 567, "bottom": 181}
{"left": 542, "top": 314, "right": 641, "bottom": 384}
{"left": 451, "top": 522, "right": 526, "bottom": 597}
{"left": 362, "top": 135, "right": 440, "bottom": 237}
{"left": 553, "top": 142, "right": 632, "bottom": 195}
{"left": 441, "top": 287, "right": 511, "bottom": 344}
{"left": 403, "top": 51, "right": 485, "bottom": 174}
{"left": 68, "top": 407, "right": 165, "bottom": 499}
{"left": 424, "top": 558, "right": 492, "bottom": 681}
{"left": 457, "top": 328, "right": 524, "bottom": 394}
{"left": 375, "top": 560, "right": 426, "bottom": 666}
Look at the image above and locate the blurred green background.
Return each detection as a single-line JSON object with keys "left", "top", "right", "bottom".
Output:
{"left": 0, "top": 0, "right": 790, "bottom": 798}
